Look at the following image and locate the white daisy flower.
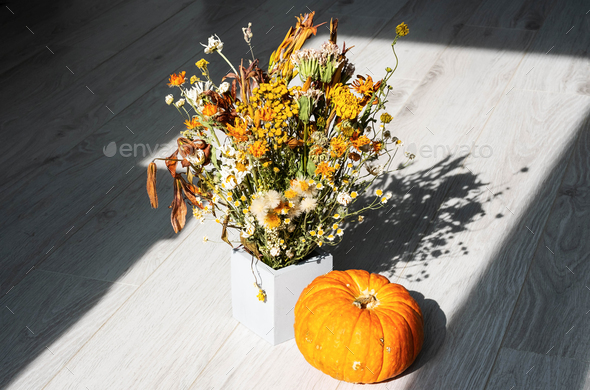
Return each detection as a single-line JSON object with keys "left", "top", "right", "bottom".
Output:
{"left": 337, "top": 192, "right": 352, "bottom": 206}
{"left": 202, "top": 34, "right": 224, "bottom": 54}
{"left": 218, "top": 81, "right": 230, "bottom": 94}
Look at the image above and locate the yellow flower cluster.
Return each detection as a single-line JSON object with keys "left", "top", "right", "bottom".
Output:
{"left": 195, "top": 58, "right": 209, "bottom": 72}
{"left": 248, "top": 139, "right": 268, "bottom": 158}
{"left": 237, "top": 79, "right": 298, "bottom": 146}
{"left": 396, "top": 22, "right": 409, "bottom": 37}
{"left": 330, "top": 135, "right": 349, "bottom": 158}
{"left": 380, "top": 112, "right": 393, "bottom": 123}
{"left": 330, "top": 84, "right": 363, "bottom": 121}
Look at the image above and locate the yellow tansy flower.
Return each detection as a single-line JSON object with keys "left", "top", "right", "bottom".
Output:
{"left": 380, "top": 112, "right": 393, "bottom": 123}
{"left": 396, "top": 22, "right": 409, "bottom": 37}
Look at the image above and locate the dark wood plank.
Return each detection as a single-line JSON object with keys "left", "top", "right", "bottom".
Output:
{"left": 0, "top": 270, "right": 135, "bottom": 389}
{"left": 467, "top": 0, "right": 560, "bottom": 30}
{"left": 499, "top": 119, "right": 590, "bottom": 362}
{"left": 511, "top": 0, "right": 590, "bottom": 95}
{"left": 0, "top": 3, "right": 260, "bottom": 294}
{"left": 0, "top": 0, "right": 127, "bottom": 74}
{"left": 484, "top": 348, "right": 589, "bottom": 390}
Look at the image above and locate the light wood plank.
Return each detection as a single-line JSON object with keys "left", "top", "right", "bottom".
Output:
{"left": 332, "top": 25, "right": 536, "bottom": 275}
{"left": 511, "top": 0, "right": 590, "bottom": 95}
{"left": 484, "top": 348, "right": 590, "bottom": 389}
{"left": 500, "top": 117, "right": 590, "bottom": 362}
{"left": 40, "top": 223, "right": 237, "bottom": 390}
{"left": 0, "top": 270, "right": 135, "bottom": 389}
{"left": 346, "top": 0, "right": 485, "bottom": 82}
{"left": 354, "top": 90, "right": 589, "bottom": 389}
{"left": 36, "top": 173, "right": 204, "bottom": 285}
{"left": 189, "top": 325, "right": 340, "bottom": 390}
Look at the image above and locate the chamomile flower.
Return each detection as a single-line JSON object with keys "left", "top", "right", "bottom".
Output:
{"left": 310, "top": 231, "right": 317, "bottom": 236}
{"left": 327, "top": 234, "right": 335, "bottom": 241}
{"left": 317, "top": 229, "right": 325, "bottom": 237}
{"left": 333, "top": 213, "right": 340, "bottom": 219}
{"left": 202, "top": 235, "right": 209, "bottom": 243}
{"left": 240, "top": 195, "right": 246, "bottom": 201}
{"left": 350, "top": 191, "right": 358, "bottom": 199}
{"left": 284, "top": 218, "right": 291, "bottom": 224}
{"left": 234, "top": 201, "right": 240, "bottom": 207}
{"left": 337, "top": 192, "right": 352, "bottom": 206}
{"left": 376, "top": 189, "right": 383, "bottom": 196}
{"left": 332, "top": 223, "right": 339, "bottom": 230}
{"left": 358, "top": 215, "right": 365, "bottom": 223}
{"left": 318, "top": 241, "right": 324, "bottom": 247}
{"left": 316, "top": 183, "right": 324, "bottom": 190}
{"left": 336, "top": 228, "right": 344, "bottom": 236}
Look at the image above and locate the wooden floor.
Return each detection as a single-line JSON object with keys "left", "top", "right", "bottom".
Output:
{"left": 1, "top": 0, "right": 589, "bottom": 388}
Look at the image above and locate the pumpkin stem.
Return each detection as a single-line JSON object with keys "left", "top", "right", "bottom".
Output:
{"left": 353, "top": 294, "right": 379, "bottom": 309}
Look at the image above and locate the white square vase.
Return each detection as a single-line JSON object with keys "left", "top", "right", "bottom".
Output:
{"left": 231, "top": 247, "right": 333, "bottom": 345}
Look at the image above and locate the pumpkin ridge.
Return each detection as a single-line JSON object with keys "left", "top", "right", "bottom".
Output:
{"left": 373, "top": 308, "right": 407, "bottom": 379}
{"left": 376, "top": 307, "right": 415, "bottom": 375}
{"left": 340, "top": 308, "right": 364, "bottom": 381}
{"left": 370, "top": 310, "right": 388, "bottom": 381}
{"left": 310, "top": 303, "right": 345, "bottom": 373}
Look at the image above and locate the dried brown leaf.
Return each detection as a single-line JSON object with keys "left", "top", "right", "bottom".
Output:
{"left": 146, "top": 162, "right": 158, "bottom": 208}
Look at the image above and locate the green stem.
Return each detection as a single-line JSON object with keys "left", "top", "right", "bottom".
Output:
{"left": 217, "top": 51, "right": 238, "bottom": 75}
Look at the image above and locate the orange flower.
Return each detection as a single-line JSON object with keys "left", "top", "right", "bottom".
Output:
{"left": 248, "top": 140, "right": 268, "bottom": 158}
{"left": 202, "top": 103, "right": 217, "bottom": 117}
{"left": 184, "top": 117, "right": 201, "bottom": 129}
{"left": 372, "top": 140, "right": 383, "bottom": 154}
{"left": 330, "top": 136, "right": 349, "bottom": 158}
{"left": 351, "top": 135, "right": 371, "bottom": 151}
{"left": 315, "top": 161, "right": 335, "bottom": 179}
{"left": 226, "top": 119, "right": 249, "bottom": 142}
{"left": 351, "top": 75, "right": 375, "bottom": 96}
{"left": 263, "top": 212, "right": 281, "bottom": 229}
{"left": 168, "top": 71, "right": 186, "bottom": 87}
{"left": 259, "top": 106, "right": 274, "bottom": 122}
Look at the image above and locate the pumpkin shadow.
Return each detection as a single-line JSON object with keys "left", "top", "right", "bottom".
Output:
{"left": 388, "top": 291, "right": 447, "bottom": 381}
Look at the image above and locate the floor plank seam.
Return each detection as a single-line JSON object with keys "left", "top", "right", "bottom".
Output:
{"left": 187, "top": 323, "right": 239, "bottom": 388}
{"left": 35, "top": 269, "right": 140, "bottom": 287}
{"left": 39, "top": 214, "right": 203, "bottom": 390}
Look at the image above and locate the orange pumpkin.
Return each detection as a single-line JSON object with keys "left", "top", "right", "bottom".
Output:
{"left": 294, "top": 269, "right": 424, "bottom": 383}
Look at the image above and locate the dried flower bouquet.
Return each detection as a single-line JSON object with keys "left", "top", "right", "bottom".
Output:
{"left": 147, "top": 12, "right": 411, "bottom": 269}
